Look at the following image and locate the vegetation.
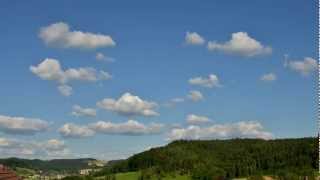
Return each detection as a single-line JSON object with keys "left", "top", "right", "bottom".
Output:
{"left": 95, "top": 171, "right": 190, "bottom": 180}
{"left": 1, "top": 138, "right": 317, "bottom": 179}
{"left": 96, "top": 138, "right": 318, "bottom": 179}
{"left": 0, "top": 158, "right": 94, "bottom": 173}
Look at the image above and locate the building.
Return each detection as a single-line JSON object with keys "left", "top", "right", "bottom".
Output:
{"left": 79, "top": 168, "right": 93, "bottom": 175}
{"left": 88, "top": 160, "right": 106, "bottom": 167}
{"left": 0, "top": 164, "right": 22, "bottom": 180}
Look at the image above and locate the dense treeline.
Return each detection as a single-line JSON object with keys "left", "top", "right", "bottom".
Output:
{"left": 96, "top": 138, "right": 318, "bottom": 179}
{"left": 0, "top": 158, "right": 94, "bottom": 172}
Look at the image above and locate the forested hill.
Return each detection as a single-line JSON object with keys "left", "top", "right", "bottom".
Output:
{"left": 98, "top": 138, "right": 318, "bottom": 178}
{"left": 0, "top": 158, "right": 95, "bottom": 172}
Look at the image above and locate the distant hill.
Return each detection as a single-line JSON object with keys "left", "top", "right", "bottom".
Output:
{"left": 96, "top": 138, "right": 318, "bottom": 179}
{"left": 0, "top": 158, "right": 95, "bottom": 172}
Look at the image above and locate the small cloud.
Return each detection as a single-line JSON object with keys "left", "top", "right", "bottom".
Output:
{"left": 97, "top": 93, "right": 159, "bottom": 117}
{"left": 260, "top": 73, "right": 277, "bottom": 82}
{"left": 186, "top": 114, "right": 211, "bottom": 125}
{"left": 58, "top": 85, "right": 73, "bottom": 96}
{"left": 30, "top": 58, "right": 111, "bottom": 96}
{"left": 286, "top": 57, "right": 317, "bottom": 76}
{"left": 99, "top": 70, "right": 112, "bottom": 80}
{"left": 0, "top": 137, "right": 70, "bottom": 159}
{"left": 185, "top": 32, "right": 205, "bottom": 45}
{"left": 45, "top": 139, "right": 66, "bottom": 152}
{"left": 30, "top": 58, "right": 111, "bottom": 83}
{"left": 167, "top": 121, "right": 272, "bottom": 141}
{"left": 89, "top": 120, "right": 163, "bottom": 135}
{"left": 207, "top": 32, "right": 272, "bottom": 57}
{"left": 96, "top": 52, "right": 105, "bottom": 60}
{"left": 59, "top": 123, "right": 95, "bottom": 138}
{"left": 96, "top": 52, "right": 115, "bottom": 62}
{"left": 187, "top": 90, "right": 204, "bottom": 102}
{"left": 71, "top": 105, "right": 96, "bottom": 117}
{"left": 39, "top": 22, "right": 115, "bottom": 49}
{"left": 189, "top": 74, "right": 221, "bottom": 88}
{"left": 0, "top": 115, "right": 49, "bottom": 135}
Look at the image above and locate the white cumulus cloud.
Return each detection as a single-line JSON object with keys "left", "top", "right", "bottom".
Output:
{"left": 58, "top": 85, "right": 73, "bottom": 96}
{"left": 0, "top": 115, "right": 49, "bottom": 135}
{"left": 89, "top": 120, "right": 163, "bottom": 135}
{"left": 39, "top": 22, "right": 115, "bottom": 49}
{"left": 0, "top": 137, "right": 70, "bottom": 159}
{"left": 30, "top": 58, "right": 111, "bottom": 84}
{"left": 71, "top": 105, "right": 96, "bottom": 117}
{"left": 59, "top": 123, "right": 95, "bottom": 138}
{"left": 260, "top": 73, "right": 277, "bottom": 82}
{"left": 185, "top": 32, "right": 205, "bottom": 45}
{"left": 167, "top": 121, "right": 272, "bottom": 141}
{"left": 186, "top": 114, "right": 211, "bottom": 125}
{"left": 189, "top": 74, "right": 221, "bottom": 88}
{"left": 187, "top": 90, "right": 204, "bottom": 102}
{"left": 97, "top": 93, "right": 159, "bottom": 117}
{"left": 207, "top": 32, "right": 272, "bottom": 57}
{"left": 30, "top": 58, "right": 111, "bottom": 96}
{"left": 96, "top": 52, "right": 115, "bottom": 62}
{"left": 286, "top": 57, "right": 317, "bottom": 76}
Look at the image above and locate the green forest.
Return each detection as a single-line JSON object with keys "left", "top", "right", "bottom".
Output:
{"left": 0, "top": 158, "right": 94, "bottom": 173}
{"left": 1, "top": 138, "right": 317, "bottom": 179}
{"left": 93, "top": 137, "right": 318, "bottom": 179}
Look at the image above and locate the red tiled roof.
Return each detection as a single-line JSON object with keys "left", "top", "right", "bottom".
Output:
{"left": 0, "top": 164, "right": 21, "bottom": 180}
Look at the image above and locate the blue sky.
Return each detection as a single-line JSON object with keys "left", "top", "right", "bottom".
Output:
{"left": 0, "top": 0, "right": 317, "bottom": 160}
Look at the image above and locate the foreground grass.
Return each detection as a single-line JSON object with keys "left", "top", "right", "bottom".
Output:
{"left": 115, "top": 172, "right": 141, "bottom": 180}
{"left": 15, "top": 167, "right": 36, "bottom": 177}
{"left": 97, "top": 172, "right": 280, "bottom": 180}
{"left": 97, "top": 171, "right": 190, "bottom": 180}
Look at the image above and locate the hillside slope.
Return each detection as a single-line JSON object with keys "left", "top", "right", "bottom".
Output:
{"left": 0, "top": 158, "right": 95, "bottom": 172}
{"left": 97, "top": 138, "right": 317, "bottom": 179}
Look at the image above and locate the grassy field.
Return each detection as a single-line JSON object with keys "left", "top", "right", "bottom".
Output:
{"left": 97, "top": 171, "right": 190, "bottom": 180}
{"left": 115, "top": 172, "right": 141, "bottom": 180}
{"left": 99, "top": 173, "right": 278, "bottom": 180}
{"left": 15, "top": 167, "right": 36, "bottom": 177}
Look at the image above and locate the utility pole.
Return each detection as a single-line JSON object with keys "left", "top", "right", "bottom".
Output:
{"left": 318, "top": 0, "right": 320, "bottom": 174}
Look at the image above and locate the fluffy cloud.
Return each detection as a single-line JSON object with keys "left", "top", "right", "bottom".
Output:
{"left": 167, "top": 121, "right": 272, "bottom": 141}
{"left": 30, "top": 58, "right": 65, "bottom": 83}
{"left": 96, "top": 52, "right": 115, "bottom": 62}
{"left": 30, "top": 58, "right": 112, "bottom": 96}
{"left": 39, "top": 22, "right": 115, "bottom": 49}
{"left": 0, "top": 138, "right": 18, "bottom": 148}
{"left": 71, "top": 105, "right": 97, "bottom": 117}
{"left": 99, "top": 70, "right": 113, "bottom": 80}
{"left": 96, "top": 52, "right": 105, "bottom": 60}
{"left": 58, "top": 120, "right": 163, "bottom": 138}
{"left": 207, "top": 32, "right": 272, "bottom": 57}
{"left": 187, "top": 90, "right": 204, "bottom": 102}
{"left": 45, "top": 139, "right": 66, "bottom": 151}
{"left": 185, "top": 32, "right": 205, "bottom": 45}
{"left": 189, "top": 74, "right": 221, "bottom": 88}
{"left": 30, "top": 58, "right": 111, "bottom": 84}
{"left": 58, "top": 85, "right": 73, "bottom": 96}
{"left": 89, "top": 120, "right": 163, "bottom": 135}
{"left": 97, "top": 93, "right": 159, "bottom": 117}
{"left": 286, "top": 57, "right": 317, "bottom": 76}
{"left": 165, "top": 91, "right": 205, "bottom": 107}
{"left": 0, "top": 115, "right": 49, "bottom": 135}
{"left": 260, "top": 73, "right": 277, "bottom": 82}
{"left": 59, "top": 123, "right": 95, "bottom": 138}
{"left": 186, "top": 114, "right": 211, "bottom": 125}
{"left": 0, "top": 138, "right": 69, "bottom": 159}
